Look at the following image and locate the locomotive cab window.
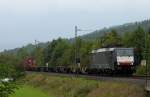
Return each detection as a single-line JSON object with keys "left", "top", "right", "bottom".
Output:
{"left": 116, "top": 49, "right": 134, "bottom": 56}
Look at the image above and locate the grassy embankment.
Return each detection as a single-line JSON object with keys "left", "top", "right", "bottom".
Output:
{"left": 10, "top": 85, "right": 52, "bottom": 97}
{"left": 22, "top": 72, "right": 146, "bottom": 97}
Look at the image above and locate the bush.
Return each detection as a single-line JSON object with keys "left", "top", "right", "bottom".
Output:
{"left": 0, "top": 81, "right": 18, "bottom": 97}
{"left": 0, "top": 64, "right": 24, "bottom": 97}
{"left": 135, "top": 66, "right": 146, "bottom": 75}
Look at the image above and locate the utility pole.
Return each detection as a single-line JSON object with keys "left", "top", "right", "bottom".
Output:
{"left": 75, "top": 26, "right": 80, "bottom": 68}
{"left": 34, "top": 40, "right": 41, "bottom": 66}
{"left": 145, "top": 30, "right": 148, "bottom": 90}
{"left": 35, "top": 40, "right": 38, "bottom": 48}
{"left": 74, "top": 26, "right": 93, "bottom": 70}
{"left": 35, "top": 40, "right": 41, "bottom": 49}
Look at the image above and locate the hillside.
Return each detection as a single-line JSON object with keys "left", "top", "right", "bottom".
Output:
{"left": 2, "top": 42, "right": 49, "bottom": 55}
{"left": 2, "top": 19, "right": 150, "bottom": 54}
{"left": 80, "top": 19, "right": 150, "bottom": 40}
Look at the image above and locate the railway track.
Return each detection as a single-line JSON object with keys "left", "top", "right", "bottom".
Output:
{"left": 28, "top": 71, "right": 149, "bottom": 86}
{"left": 131, "top": 75, "right": 150, "bottom": 80}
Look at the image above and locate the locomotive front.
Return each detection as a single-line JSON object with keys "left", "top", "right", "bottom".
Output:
{"left": 115, "top": 48, "right": 135, "bottom": 71}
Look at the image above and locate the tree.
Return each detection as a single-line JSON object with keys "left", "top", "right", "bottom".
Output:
{"left": 92, "top": 37, "right": 103, "bottom": 49}
{"left": 101, "top": 29, "right": 122, "bottom": 47}
{"left": 0, "top": 54, "right": 23, "bottom": 97}
{"left": 43, "top": 38, "right": 70, "bottom": 67}
{"left": 43, "top": 39, "right": 58, "bottom": 67}
{"left": 31, "top": 47, "right": 44, "bottom": 66}
{"left": 132, "top": 26, "right": 145, "bottom": 60}
{"left": 122, "top": 31, "right": 134, "bottom": 47}
{"left": 59, "top": 44, "right": 74, "bottom": 66}
{"left": 80, "top": 41, "right": 93, "bottom": 67}
{"left": 146, "top": 28, "right": 150, "bottom": 74}
{"left": 17, "top": 47, "right": 29, "bottom": 61}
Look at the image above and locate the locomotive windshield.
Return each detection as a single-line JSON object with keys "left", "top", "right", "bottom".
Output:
{"left": 116, "top": 49, "right": 133, "bottom": 56}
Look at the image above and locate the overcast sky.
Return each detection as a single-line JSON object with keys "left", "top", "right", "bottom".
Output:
{"left": 0, "top": 0, "right": 150, "bottom": 51}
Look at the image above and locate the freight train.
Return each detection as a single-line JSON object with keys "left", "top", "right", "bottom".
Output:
{"left": 24, "top": 47, "right": 140, "bottom": 75}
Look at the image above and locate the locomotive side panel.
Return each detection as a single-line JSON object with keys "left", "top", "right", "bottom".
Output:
{"left": 90, "top": 51, "right": 115, "bottom": 70}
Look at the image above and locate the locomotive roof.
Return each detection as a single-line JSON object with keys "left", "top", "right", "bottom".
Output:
{"left": 91, "top": 48, "right": 133, "bottom": 53}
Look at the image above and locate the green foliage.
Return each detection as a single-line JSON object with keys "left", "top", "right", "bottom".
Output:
{"left": 0, "top": 64, "right": 16, "bottom": 79}
{"left": 132, "top": 26, "right": 145, "bottom": 58}
{"left": 122, "top": 32, "right": 134, "bottom": 47}
{"left": 31, "top": 47, "right": 44, "bottom": 66}
{"left": 0, "top": 54, "right": 24, "bottom": 79}
{"left": 135, "top": 66, "right": 146, "bottom": 76}
{"left": 17, "top": 47, "right": 29, "bottom": 61}
{"left": 44, "top": 38, "right": 71, "bottom": 67}
{"left": 0, "top": 55, "right": 24, "bottom": 97}
{"left": 101, "top": 29, "right": 122, "bottom": 47}
{"left": 0, "top": 64, "right": 20, "bottom": 97}
{"left": 59, "top": 45, "right": 74, "bottom": 66}
{"left": 43, "top": 37, "right": 94, "bottom": 68}
{"left": 146, "top": 28, "right": 150, "bottom": 75}
{"left": 79, "top": 41, "right": 93, "bottom": 67}
{"left": 0, "top": 81, "right": 18, "bottom": 97}
{"left": 24, "top": 73, "right": 145, "bottom": 97}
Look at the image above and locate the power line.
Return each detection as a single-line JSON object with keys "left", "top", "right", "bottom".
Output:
{"left": 74, "top": 26, "right": 95, "bottom": 69}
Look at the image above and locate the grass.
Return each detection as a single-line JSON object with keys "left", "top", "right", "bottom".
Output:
{"left": 10, "top": 85, "right": 52, "bottom": 97}
{"left": 23, "top": 72, "right": 146, "bottom": 97}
